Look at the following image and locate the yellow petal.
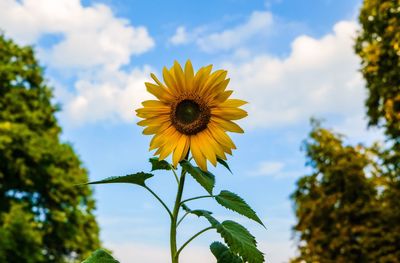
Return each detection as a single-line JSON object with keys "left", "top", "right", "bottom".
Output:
{"left": 204, "top": 129, "right": 226, "bottom": 160}
{"left": 200, "top": 70, "right": 226, "bottom": 95}
{"left": 184, "top": 60, "right": 194, "bottom": 91}
{"left": 142, "top": 100, "right": 169, "bottom": 107}
{"left": 173, "top": 61, "right": 185, "bottom": 92}
{"left": 142, "top": 121, "right": 170, "bottom": 135}
{"left": 220, "top": 99, "right": 247, "bottom": 108}
{"left": 149, "top": 126, "right": 176, "bottom": 150}
{"left": 193, "top": 64, "right": 212, "bottom": 93}
{"left": 159, "top": 131, "right": 181, "bottom": 160}
{"left": 211, "top": 90, "right": 233, "bottom": 105}
{"left": 145, "top": 82, "right": 174, "bottom": 102}
{"left": 207, "top": 123, "right": 236, "bottom": 149}
{"left": 172, "top": 135, "right": 189, "bottom": 167}
{"left": 196, "top": 131, "right": 217, "bottom": 166}
{"left": 212, "top": 108, "right": 248, "bottom": 120}
{"left": 163, "top": 67, "right": 179, "bottom": 95}
{"left": 190, "top": 135, "right": 207, "bottom": 171}
{"left": 211, "top": 118, "right": 244, "bottom": 133}
{"left": 137, "top": 115, "right": 170, "bottom": 126}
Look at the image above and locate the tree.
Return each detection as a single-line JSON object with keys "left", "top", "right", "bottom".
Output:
{"left": 355, "top": 0, "right": 400, "bottom": 139}
{"left": 0, "top": 34, "right": 100, "bottom": 262}
{"left": 356, "top": 0, "right": 400, "bottom": 260}
{"left": 291, "top": 1, "right": 400, "bottom": 260}
{"left": 290, "top": 121, "right": 387, "bottom": 263}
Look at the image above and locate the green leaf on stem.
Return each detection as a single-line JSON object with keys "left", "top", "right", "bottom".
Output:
{"left": 210, "top": 242, "right": 243, "bottom": 263}
{"left": 186, "top": 207, "right": 264, "bottom": 263}
{"left": 217, "top": 220, "right": 264, "bottom": 263}
{"left": 217, "top": 158, "right": 232, "bottom": 174}
{"left": 86, "top": 172, "right": 153, "bottom": 187}
{"left": 82, "top": 249, "right": 119, "bottom": 263}
{"left": 149, "top": 157, "right": 172, "bottom": 171}
{"left": 180, "top": 160, "right": 215, "bottom": 194}
{"left": 215, "top": 190, "right": 265, "bottom": 227}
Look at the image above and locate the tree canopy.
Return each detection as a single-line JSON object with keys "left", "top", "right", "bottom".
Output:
{"left": 292, "top": 0, "right": 400, "bottom": 261}
{"left": 0, "top": 34, "right": 100, "bottom": 262}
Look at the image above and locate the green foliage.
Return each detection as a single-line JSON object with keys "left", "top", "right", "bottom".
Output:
{"left": 355, "top": 0, "right": 400, "bottom": 138}
{"left": 0, "top": 202, "right": 44, "bottom": 263}
{"left": 87, "top": 172, "right": 154, "bottom": 187}
{"left": 217, "top": 220, "right": 264, "bottom": 263}
{"left": 180, "top": 160, "right": 215, "bottom": 194}
{"left": 184, "top": 206, "right": 264, "bottom": 263}
{"left": 291, "top": 122, "right": 400, "bottom": 262}
{"left": 217, "top": 158, "right": 232, "bottom": 174}
{"left": 0, "top": 34, "right": 100, "bottom": 262}
{"left": 215, "top": 190, "right": 264, "bottom": 227}
{"left": 149, "top": 157, "right": 172, "bottom": 171}
{"left": 82, "top": 249, "right": 119, "bottom": 263}
{"left": 210, "top": 242, "right": 243, "bottom": 263}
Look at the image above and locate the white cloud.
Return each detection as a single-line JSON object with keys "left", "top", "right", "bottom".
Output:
{"left": 0, "top": 0, "right": 156, "bottom": 125}
{"left": 223, "top": 21, "right": 365, "bottom": 129}
{"left": 250, "top": 161, "right": 285, "bottom": 176}
{"left": 197, "top": 11, "right": 273, "bottom": 53}
{"left": 61, "top": 66, "right": 153, "bottom": 125}
{"left": 0, "top": 0, "right": 154, "bottom": 69}
{"left": 169, "top": 26, "right": 189, "bottom": 45}
{"left": 169, "top": 11, "right": 273, "bottom": 52}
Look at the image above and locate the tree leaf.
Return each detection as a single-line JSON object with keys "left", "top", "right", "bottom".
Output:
{"left": 149, "top": 157, "right": 172, "bottom": 171}
{"left": 180, "top": 160, "right": 215, "bottom": 194}
{"left": 217, "top": 158, "right": 232, "bottom": 174}
{"left": 210, "top": 241, "right": 243, "bottom": 263}
{"left": 215, "top": 190, "right": 265, "bottom": 227}
{"left": 82, "top": 249, "right": 119, "bottom": 263}
{"left": 86, "top": 172, "right": 153, "bottom": 187}
{"left": 217, "top": 220, "right": 264, "bottom": 263}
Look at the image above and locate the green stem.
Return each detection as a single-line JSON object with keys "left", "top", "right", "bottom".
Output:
{"left": 170, "top": 168, "right": 187, "bottom": 263}
{"left": 176, "top": 211, "right": 189, "bottom": 227}
{"left": 144, "top": 186, "right": 173, "bottom": 220}
{"left": 169, "top": 165, "right": 180, "bottom": 184}
{"left": 180, "top": 195, "right": 214, "bottom": 205}
{"left": 175, "top": 227, "right": 214, "bottom": 260}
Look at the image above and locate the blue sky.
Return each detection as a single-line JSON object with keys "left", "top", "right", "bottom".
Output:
{"left": 0, "top": 0, "right": 383, "bottom": 262}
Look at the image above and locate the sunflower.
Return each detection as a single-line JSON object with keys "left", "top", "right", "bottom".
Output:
{"left": 136, "top": 60, "right": 247, "bottom": 171}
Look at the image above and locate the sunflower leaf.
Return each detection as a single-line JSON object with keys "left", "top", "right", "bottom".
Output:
{"left": 215, "top": 190, "right": 265, "bottom": 227}
{"left": 217, "top": 158, "right": 232, "bottom": 174}
{"left": 86, "top": 172, "right": 153, "bottom": 187}
{"left": 180, "top": 160, "right": 215, "bottom": 194}
{"left": 149, "top": 157, "right": 172, "bottom": 171}
{"left": 210, "top": 241, "right": 244, "bottom": 263}
{"left": 82, "top": 249, "right": 119, "bottom": 263}
{"left": 217, "top": 221, "right": 264, "bottom": 263}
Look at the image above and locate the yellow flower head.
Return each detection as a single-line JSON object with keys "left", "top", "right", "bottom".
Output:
{"left": 136, "top": 60, "right": 247, "bottom": 171}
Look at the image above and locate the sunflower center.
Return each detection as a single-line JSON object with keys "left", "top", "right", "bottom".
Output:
{"left": 171, "top": 97, "right": 211, "bottom": 135}
{"left": 175, "top": 100, "right": 201, "bottom": 124}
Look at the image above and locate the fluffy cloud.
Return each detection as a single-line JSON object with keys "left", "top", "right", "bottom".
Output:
{"left": 169, "top": 11, "right": 273, "bottom": 53}
{"left": 0, "top": 0, "right": 154, "bottom": 69}
{"left": 63, "top": 67, "right": 153, "bottom": 124}
{"left": 0, "top": 0, "right": 156, "bottom": 125}
{"left": 169, "top": 26, "right": 189, "bottom": 45}
{"left": 223, "top": 21, "right": 365, "bottom": 129}
{"left": 196, "top": 11, "right": 273, "bottom": 53}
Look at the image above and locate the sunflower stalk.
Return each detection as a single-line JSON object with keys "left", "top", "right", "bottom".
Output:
{"left": 170, "top": 166, "right": 187, "bottom": 263}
